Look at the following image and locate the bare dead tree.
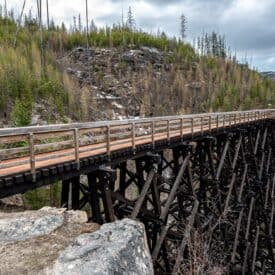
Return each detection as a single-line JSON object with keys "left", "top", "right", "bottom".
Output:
{"left": 46, "top": 0, "right": 50, "bottom": 29}
{"left": 37, "top": 0, "right": 45, "bottom": 77}
{"left": 13, "top": 0, "right": 27, "bottom": 48}
{"left": 85, "top": 0, "right": 89, "bottom": 49}
{"left": 4, "top": 0, "right": 7, "bottom": 18}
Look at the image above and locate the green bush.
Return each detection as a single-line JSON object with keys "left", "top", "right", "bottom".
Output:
{"left": 11, "top": 98, "right": 32, "bottom": 127}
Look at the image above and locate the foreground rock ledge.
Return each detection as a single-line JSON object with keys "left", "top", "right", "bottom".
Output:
{"left": 0, "top": 208, "right": 153, "bottom": 275}
{"left": 46, "top": 219, "right": 154, "bottom": 275}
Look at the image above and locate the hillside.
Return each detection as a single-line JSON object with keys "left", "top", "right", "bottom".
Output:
{"left": 0, "top": 14, "right": 275, "bottom": 127}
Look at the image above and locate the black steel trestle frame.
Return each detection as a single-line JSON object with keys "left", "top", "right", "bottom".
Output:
{"left": 61, "top": 122, "right": 275, "bottom": 274}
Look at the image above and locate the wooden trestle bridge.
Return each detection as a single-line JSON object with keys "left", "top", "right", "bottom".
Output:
{"left": 0, "top": 109, "right": 275, "bottom": 274}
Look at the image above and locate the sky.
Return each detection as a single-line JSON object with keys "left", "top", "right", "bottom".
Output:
{"left": 3, "top": 0, "right": 275, "bottom": 71}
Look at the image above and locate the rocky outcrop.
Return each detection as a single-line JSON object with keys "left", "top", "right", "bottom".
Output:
{"left": 0, "top": 208, "right": 153, "bottom": 275}
{"left": 58, "top": 46, "right": 173, "bottom": 120}
{"left": 46, "top": 219, "right": 154, "bottom": 275}
{"left": 0, "top": 207, "right": 99, "bottom": 275}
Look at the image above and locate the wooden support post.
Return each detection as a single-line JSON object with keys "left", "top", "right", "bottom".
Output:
{"left": 231, "top": 208, "right": 244, "bottom": 264}
{"left": 216, "top": 139, "right": 230, "bottom": 180}
{"left": 232, "top": 136, "right": 242, "bottom": 170}
{"left": 88, "top": 172, "right": 103, "bottom": 224}
{"left": 131, "top": 169, "right": 155, "bottom": 219}
{"left": 98, "top": 168, "right": 116, "bottom": 223}
{"left": 61, "top": 179, "right": 70, "bottom": 208}
{"left": 238, "top": 164, "right": 248, "bottom": 203}
{"left": 71, "top": 176, "right": 80, "bottom": 210}
{"left": 29, "top": 133, "right": 36, "bottom": 182}
{"left": 161, "top": 155, "right": 190, "bottom": 221}
{"left": 172, "top": 200, "right": 199, "bottom": 274}
{"left": 251, "top": 226, "right": 260, "bottom": 273}
{"left": 245, "top": 197, "right": 255, "bottom": 240}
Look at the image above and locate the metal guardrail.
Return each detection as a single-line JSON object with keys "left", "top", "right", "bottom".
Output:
{"left": 0, "top": 109, "right": 275, "bottom": 180}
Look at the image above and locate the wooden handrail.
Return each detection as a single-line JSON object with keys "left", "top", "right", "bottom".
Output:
{"left": 0, "top": 109, "right": 274, "bottom": 179}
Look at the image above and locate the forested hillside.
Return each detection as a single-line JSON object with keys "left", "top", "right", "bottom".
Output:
{"left": 0, "top": 8, "right": 274, "bottom": 127}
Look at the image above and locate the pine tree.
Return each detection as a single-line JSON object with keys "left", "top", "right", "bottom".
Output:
{"left": 78, "top": 14, "right": 82, "bottom": 33}
{"left": 90, "top": 19, "right": 97, "bottom": 32}
{"left": 126, "top": 6, "right": 135, "bottom": 30}
{"left": 73, "top": 16, "right": 77, "bottom": 32}
{"left": 180, "top": 14, "right": 187, "bottom": 39}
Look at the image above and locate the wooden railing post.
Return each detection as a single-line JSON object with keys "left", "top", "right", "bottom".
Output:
{"left": 191, "top": 118, "right": 194, "bottom": 137}
{"left": 180, "top": 118, "right": 184, "bottom": 142}
{"left": 132, "top": 122, "right": 136, "bottom": 152}
{"left": 151, "top": 120, "right": 155, "bottom": 149}
{"left": 167, "top": 120, "right": 170, "bottom": 143}
{"left": 216, "top": 115, "right": 219, "bottom": 131}
{"left": 209, "top": 116, "right": 212, "bottom": 131}
{"left": 29, "top": 133, "right": 36, "bottom": 182}
{"left": 106, "top": 125, "right": 111, "bottom": 158}
{"left": 74, "top": 128, "right": 80, "bottom": 170}
{"left": 201, "top": 117, "right": 203, "bottom": 135}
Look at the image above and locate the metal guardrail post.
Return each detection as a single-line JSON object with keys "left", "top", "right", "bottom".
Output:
{"left": 29, "top": 133, "right": 36, "bottom": 182}
{"left": 74, "top": 128, "right": 80, "bottom": 170}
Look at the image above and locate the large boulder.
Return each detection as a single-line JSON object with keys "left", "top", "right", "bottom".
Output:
{"left": 0, "top": 208, "right": 153, "bottom": 275}
{"left": 0, "top": 207, "right": 99, "bottom": 274}
{"left": 47, "top": 219, "right": 154, "bottom": 275}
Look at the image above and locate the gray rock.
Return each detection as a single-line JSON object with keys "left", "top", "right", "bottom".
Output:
{"left": 0, "top": 210, "right": 64, "bottom": 244}
{"left": 47, "top": 219, "right": 154, "bottom": 275}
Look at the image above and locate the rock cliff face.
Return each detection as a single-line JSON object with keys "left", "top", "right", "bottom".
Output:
{"left": 0, "top": 208, "right": 153, "bottom": 275}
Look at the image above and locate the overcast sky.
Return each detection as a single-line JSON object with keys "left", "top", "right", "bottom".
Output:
{"left": 4, "top": 0, "right": 275, "bottom": 71}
